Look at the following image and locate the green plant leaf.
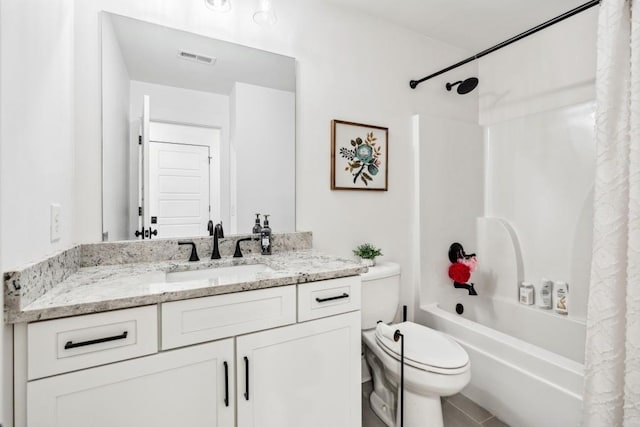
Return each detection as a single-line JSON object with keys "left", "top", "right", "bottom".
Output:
{"left": 362, "top": 172, "right": 372, "bottom": 180}
{"left": 356, "top": 137, "right": 363, "bottom": 145}
{"left": 368, "top": 164, "right": 379, "bottom": 176}
{"left": 352, "top": 243, "right": 383, "bottom": 259}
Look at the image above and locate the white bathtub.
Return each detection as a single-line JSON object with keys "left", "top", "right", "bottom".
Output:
{"left": 418, "top": 300, "right": 585, "bottom": 427}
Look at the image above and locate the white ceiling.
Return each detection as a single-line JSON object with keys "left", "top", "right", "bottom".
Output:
{"left": 108, "top": 13, "right": 295, "bottom": 95}
{"left": 325, "top": 0, "right": 591, "bottom": 52}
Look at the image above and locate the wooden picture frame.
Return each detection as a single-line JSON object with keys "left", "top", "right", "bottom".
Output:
{"left": 331, "top": 120, "right": 388, "bottom": 191}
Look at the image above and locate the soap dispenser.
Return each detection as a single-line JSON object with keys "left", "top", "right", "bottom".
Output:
{"left": 252, "top": 213, "right": 262, "bottom": 238}
{"left": 260, "top": 214, "right": 272, "bottom": 255}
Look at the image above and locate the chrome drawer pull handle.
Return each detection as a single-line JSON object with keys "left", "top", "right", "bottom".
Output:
{"left": 315, "top": 293, "right": 349, "bottom": 303}
{"left": 64, "top": 331, "right": 128, "bottom": 349}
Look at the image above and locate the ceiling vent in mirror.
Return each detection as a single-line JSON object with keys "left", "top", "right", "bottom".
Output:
{"left": 177, "top": 50, "right": 217, "bottom": 66}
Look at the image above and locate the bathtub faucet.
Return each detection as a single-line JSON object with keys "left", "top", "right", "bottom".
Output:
{"left": 454, "top": 282, "right": 478, "bottom": 296}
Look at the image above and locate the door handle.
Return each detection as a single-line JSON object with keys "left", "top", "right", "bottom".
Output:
{"left": 64, "top": 331, "right": 128, "bottom": 350}
{"left": 244, "top": 356, "right": 249, "bottom": 401}
{"left": 223, "top": 361, "right": 229, "bottom": 407}
{"left": 315, "top": 293, "right": 349, "bottom": 303}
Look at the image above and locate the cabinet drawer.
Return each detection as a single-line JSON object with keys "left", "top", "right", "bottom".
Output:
{"left": 297, "top": 276, "right": 361, "bottom": 322}
{"left": 27, "top": 305, "right": 158, "bottom": 380}
{"left": 161, "top": 286, "right": 296, "bottom": 350}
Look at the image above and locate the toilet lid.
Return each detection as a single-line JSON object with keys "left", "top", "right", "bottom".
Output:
{"left": 375, "top": 322, "right": 469, "bottom": 370}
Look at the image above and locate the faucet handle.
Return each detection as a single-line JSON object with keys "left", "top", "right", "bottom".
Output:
{"left": 178, "top": 241, "right": 200, "bottom": 262}
{"left": 211, "top": 228, "right": 222, "bottom": 260}
{"left": 215, "top": 221, "right": 224, "bottom": 239}
{"left": 233, "top": 237, "right": 253, "bottom": 258}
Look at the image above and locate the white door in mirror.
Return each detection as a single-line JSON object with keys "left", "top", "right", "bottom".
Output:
{"left": 148, "top": 142, "right": 210, "bottom": 238}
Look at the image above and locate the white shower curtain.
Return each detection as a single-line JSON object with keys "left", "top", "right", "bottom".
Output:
{"left": 583, "top": 0, "right": 640, "bottom": 425}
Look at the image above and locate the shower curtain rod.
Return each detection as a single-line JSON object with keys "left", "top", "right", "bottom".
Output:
{"left": 409, "top": 0, "right": 601, "bottom": 89}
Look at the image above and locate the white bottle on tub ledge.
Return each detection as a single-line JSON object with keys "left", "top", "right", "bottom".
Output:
{"left": 554, "top": 281, "right": 569, "bottom": 315}
{"left": 539, "top": 279, "right": 553, "bottom": 309}
{"left": 519, "top": 282, "right": 535, "bottom": 305}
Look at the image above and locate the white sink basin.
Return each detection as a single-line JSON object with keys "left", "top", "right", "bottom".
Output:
{"left": 165, "top": 264, "right": 273, "bottom": 284}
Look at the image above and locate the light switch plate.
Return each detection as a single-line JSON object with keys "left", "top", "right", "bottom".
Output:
{"left": 50, "top": 203, "right": 61, "bottom": 242}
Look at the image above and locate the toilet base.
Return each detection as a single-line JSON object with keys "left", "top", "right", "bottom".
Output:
{"left": 370, "top": 385, "right": 444, "bottom": 427}
{"left": 370, "top": 389, "right": 395, "bottom": 427}
{"left": 366, "top": 345, "right": 445, "bottom": 427}
{"left": 399, "top": 388, "right": 443, "bottom": 427}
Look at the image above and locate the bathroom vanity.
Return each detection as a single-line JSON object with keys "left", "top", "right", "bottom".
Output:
{"left": 5, "top": 233, "right": 364, "bottom": 427}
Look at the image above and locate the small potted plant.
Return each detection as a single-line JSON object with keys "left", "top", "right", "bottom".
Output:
{"left": 353, "top": 243, "right": 382, "bottom": 267}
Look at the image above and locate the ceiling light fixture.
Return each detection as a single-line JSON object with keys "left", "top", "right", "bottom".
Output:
{"left": 253, "top": 0, "right": 277, "bottom": 27}
{"left": 204, "top": 0, "right": 231, "bottom": 13}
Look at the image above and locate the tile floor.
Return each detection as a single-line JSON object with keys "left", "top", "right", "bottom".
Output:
{"left": 362, "top": 381, "right": 509, "bottom": 427}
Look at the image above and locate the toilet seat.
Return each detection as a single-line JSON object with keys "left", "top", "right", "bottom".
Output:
{"left": 375, "top": 322, "right": 469, "bottom": 375}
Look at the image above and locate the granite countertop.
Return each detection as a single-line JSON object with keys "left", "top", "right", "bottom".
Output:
{"left": 7, "top": 250, "right": 366, "bottom": 323}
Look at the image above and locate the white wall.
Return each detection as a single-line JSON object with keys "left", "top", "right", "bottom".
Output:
{"left": 0, "top": 0, "right": 75, "bottom": 423}
{"left": 417, "top": 115, "right": 484, "bottom": 305}
{"left": 129, "top": 80, "right": 230, "bottom": 228}
{"left": 479, "top": 9, "right": 597, "bottom": 126}
{"left": 231, "top": 82, "right": 295, "bottom": 234}
{"left": 477, "top": 9, "right": 597, "bottom": 322}
{"left": 0, "top": 0, "right": 75, "bottom": 270}
{"left": 72, "top": 0, "right": 477, "bottom": 315}
{"left": 129, "top": 80, "right": 230, "bottom": 128}
{"left": 102, "top": 14, "right": 131, "bottom": 241}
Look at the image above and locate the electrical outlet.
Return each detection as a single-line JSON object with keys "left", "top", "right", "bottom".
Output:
{"left": 50, "top": 203, "right": 61, "bottom": 242}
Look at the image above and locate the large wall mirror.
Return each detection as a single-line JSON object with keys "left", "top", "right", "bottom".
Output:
{"left": 101, "top": 12, "right": 295, "bottom": 242}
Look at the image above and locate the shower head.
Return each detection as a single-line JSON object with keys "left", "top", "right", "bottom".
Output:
{"left": 446, "top": 77, "right": 479, "bottom": 94}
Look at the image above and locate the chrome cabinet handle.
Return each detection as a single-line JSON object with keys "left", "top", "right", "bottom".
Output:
{"left": 315, "top": 293, "right": 349, "bottom": 303}
{"left": 64, "top": 331, "right": 128, "bottom": 349}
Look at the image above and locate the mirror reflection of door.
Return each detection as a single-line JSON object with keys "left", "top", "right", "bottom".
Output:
{"left": 148, "top": 141, "right": 210, "bottom": 238}
{"left": 140, "top": 117, "right": 220, "bottom": 239}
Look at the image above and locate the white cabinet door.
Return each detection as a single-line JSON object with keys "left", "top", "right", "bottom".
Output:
{"left": 236, "top": 311, "right": 361, "bottom": 427}
{"left": 27, "top": 339, "right": 235, "bottom": 427}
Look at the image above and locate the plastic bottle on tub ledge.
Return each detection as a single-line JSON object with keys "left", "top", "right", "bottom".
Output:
{"left": 519, "top": 282, "right": 534, "bottom": 305}
{"left": 539, "top": 279, "right": 553, "bottom": 309}
{"left": 554, "top": 281, "right": 569, "bottom": 315}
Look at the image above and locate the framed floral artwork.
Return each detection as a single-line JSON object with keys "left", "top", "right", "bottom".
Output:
{"left": 331, "top": 120, "right": 388, "bottom": 191}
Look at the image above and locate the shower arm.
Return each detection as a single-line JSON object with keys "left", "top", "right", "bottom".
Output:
{"left": 409, "top": 0, "right": 601, "bottom": 89}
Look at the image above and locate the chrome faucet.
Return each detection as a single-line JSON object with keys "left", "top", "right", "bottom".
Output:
{"left": 211, "top": 222, "right": 224, "bottom": 259}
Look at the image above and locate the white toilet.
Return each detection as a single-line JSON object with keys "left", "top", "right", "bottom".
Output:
{"left": 361, "top": 262, "right": 471, "bottom": 427}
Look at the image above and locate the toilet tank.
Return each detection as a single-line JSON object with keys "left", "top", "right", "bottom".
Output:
{"left": 360, "top": 262, "right": 401, "bottom": 330}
